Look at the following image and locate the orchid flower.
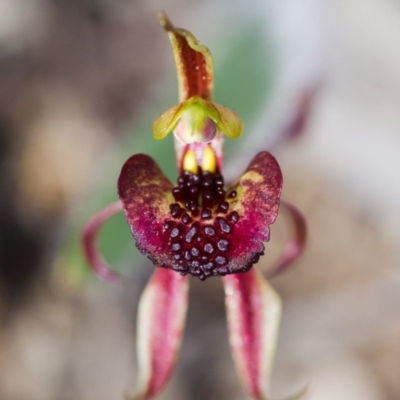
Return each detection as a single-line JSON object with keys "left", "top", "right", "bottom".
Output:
{"left": 82, "top": 13, "right": 307, "bottom": 400}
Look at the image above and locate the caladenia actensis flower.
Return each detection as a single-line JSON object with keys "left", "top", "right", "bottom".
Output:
{"left": 82, "top": 13, "right": 307, "bottom": 400}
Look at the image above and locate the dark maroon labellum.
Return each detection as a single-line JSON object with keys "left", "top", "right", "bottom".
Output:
{"left": 163, "top": 166, "right": 242, "bottom": 280}
{"left": 117, "top": 151, "right": 283, "bottom": 282}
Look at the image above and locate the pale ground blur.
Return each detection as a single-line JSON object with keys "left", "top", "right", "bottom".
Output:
{"left": 0, "top": 1, "right": 399, "bottom": 400}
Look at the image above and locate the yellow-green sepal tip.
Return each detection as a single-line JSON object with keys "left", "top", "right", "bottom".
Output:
{"left": 153, "top": 96, "right": 243, "bottom": 142}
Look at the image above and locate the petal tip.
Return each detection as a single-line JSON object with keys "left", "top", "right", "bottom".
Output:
{"left": 158, "top": 11, "right": 173, "bottom": 31}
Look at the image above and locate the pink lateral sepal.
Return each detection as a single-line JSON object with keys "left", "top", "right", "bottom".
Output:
{"left": 131, "top": 267, "right": 189, "bottom": 400}
{"left": 223, "top": 269, "right": 281, "bottom": 400}
{"left": 281, "top": 88, "right": 316, "bottom": 142}
{"left": 81, "top": 200, "right": 127, "bottom": 284}
{"left": 266, "top": 201, "right": 307, "bottom": 278}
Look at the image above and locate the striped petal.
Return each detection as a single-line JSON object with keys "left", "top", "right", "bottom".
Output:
{"left": 223, "top": 269, "right": 281, "bottom": 400}
{"left": 159, "top": 12, "right": 214, "bottom": 102}
{"left": 132, "top": 267, "right": 189, "bottom": 399}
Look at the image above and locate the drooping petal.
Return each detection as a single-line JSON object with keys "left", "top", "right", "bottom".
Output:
{"left": 159, "top": 12, "right": 214, "bottom": 102}
{"left": 81, "top": 200, "right": 126, "bottom": 283}
{"left": 117, "top": 154, "right": 175, "bottom": 267}
{"left": 213, "top": 103, "right": 243, "bottom": 139}
{"left": 266, "top": 201, "right": 307, "bottom": 278}
{"left": 224, "top": 152, "right": 283, "bottom": 273}
{"left": 223, "top": 269, "right": 281, "bottom": 400}
{"left": 153, "top": 103, "right": 182, "bottom": 140}
{"left": 153, "top": 98, "right": 218, "bottom": 143}
{"left": 132, "top": 267, "right": 189, "bottom": 400}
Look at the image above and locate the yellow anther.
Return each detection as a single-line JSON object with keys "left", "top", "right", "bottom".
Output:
{"left": 182, "top": 149, "right": 198, "bottom": 174}
{"left": 202, "top": 145, "right": 217, "bottom": 173}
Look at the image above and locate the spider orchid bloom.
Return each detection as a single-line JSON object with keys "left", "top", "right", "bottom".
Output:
{"left": 83, "top": 13, "right": 306, "bottom": 400}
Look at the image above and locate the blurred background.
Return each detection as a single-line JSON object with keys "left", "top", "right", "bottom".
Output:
{"left": 0, "top": 0, "right": 399, "bottom": 399}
